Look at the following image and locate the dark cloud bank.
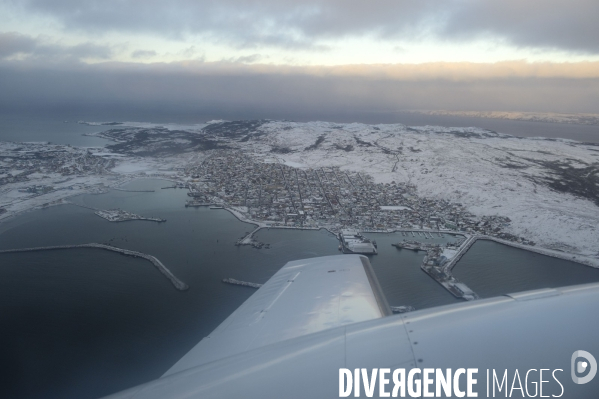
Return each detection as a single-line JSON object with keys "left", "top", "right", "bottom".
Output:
{"left": 1, "top": 61, "right": 598, "bottom": 121}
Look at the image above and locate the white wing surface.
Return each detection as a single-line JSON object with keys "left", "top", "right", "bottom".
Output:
{"left": 164, "top": 255, "right": 390, "bottom": 376}
{"left": 102, "top": 256, "right": 599, "bottom": 398}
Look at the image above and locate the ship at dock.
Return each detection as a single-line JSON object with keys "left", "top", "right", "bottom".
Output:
{"left": 392, "top": 240, "right": 423, "bottom": 251}
{"left": 338, "top": 230, "right": 377, "bottom": 254}
{"left": 392, "top": 240, "right": 443, "bottom": 252}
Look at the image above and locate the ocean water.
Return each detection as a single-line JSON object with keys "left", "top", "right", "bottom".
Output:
{"left": 1, "top": 179, "right": 597, "bottom": 398}
{"left": 453, "top": 240, "right": 599, "bottom": 298}
{"left": 0, "top": 111, "right": 113, "bottom": 146}
{"left": 1, "top": 109, "right": 598, "bottom": 145}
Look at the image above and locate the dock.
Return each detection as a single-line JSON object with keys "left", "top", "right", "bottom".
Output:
{"left": 0, "top": 244, "right": 188, "bottom": 291}
{"left": 420, "top": 235, "right": 479, "bottom": 300}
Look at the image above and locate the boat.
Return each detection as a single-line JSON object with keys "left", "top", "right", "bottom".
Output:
{"left": 392, "top": 241, "right": 422, "bottom": 251}
{"left": 338, "top": 230, "right": 377, "bottom": 254}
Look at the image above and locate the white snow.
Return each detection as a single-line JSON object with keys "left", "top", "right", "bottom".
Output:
{"left": 111, "top": 160, "right": 153, "bottom": 174}
{"left": 234, "top": 120, "right": 599, "bottom": 257}
{"left": 282, "top": 160, "right": 307, "bottom": 168}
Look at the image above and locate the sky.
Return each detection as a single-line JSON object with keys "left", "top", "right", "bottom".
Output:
{"left": 1, "top": 0, "right": 598, "bottom": 119}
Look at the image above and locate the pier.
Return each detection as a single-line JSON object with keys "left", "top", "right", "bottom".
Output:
{"left": 392, "top": 234, "right": 479, "bottom": 300}
{"left": 420, "top": 234, "right": 479, "bottom": 300}
{"left": 0, "top": 244, "right": 188, "bottom": 291}
{"left": 222, "top": 278, "right": 262, "bottom": 289}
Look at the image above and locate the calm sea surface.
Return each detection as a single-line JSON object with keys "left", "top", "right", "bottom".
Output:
{"left": 453, "top": 240, "right": 599, "bottom": 297}
{"left": 1, "top": 179, "right": 598, "bottom": 398}
{"left": 1, "top": 110, "right": 598, "bottom": 144}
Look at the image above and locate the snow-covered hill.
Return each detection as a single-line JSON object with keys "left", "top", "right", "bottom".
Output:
{"left": 228, "top": 121, "right": 599, "bottom": 257}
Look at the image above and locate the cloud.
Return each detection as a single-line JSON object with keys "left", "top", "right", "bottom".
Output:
{"left": 1, "top": 60, "right": 598, "bottom": 118}
{"left": 5, "top": 0, "right": 598, "bottom": 53}
{"left": 131, "top": 49, "right": 157, "bottom": 59}
{"left": 0, "top": 32, "right": 37, "bottom": 57}
{"left": 0, "top": 31, "right": 113, "bottom": 61}
{"left": 221, "top": 54, "right": 264, "bottom": 64}
{"left": 440, "top": 0, "right": 599, "bottom": 54}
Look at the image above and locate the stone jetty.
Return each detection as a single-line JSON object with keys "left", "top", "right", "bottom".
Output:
{"left": 222, "top": 278, "right": 262, "bottom": 289}
{"left": 0, "top": 244, "right": 188, "bottom": 290}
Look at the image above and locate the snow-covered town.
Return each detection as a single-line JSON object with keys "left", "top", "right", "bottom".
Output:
{"left": 184, "top": 151, "right": 529, "bottom": 246}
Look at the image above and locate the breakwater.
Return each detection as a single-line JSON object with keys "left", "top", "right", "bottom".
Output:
{"left": 440, "top": 235, "right": 478, "bottom": 272}
{"left": 222, "top": 278, "right": 262, "bottom": 289}
{"left": 235, "top": 226, "right": 270, "bottom": 249}
{"left": 112, "top": 188, "right": 155, "bottom": 193}
{"left": 0, "top": 244, "right": 188, "bottom": 290}
{"left": 476, "top": 235, "right": 599, "bottom": 268}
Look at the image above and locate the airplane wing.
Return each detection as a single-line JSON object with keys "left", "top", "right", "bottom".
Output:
{"left": 102, "top": 255, "right": 599, "bottom": 399}
{"left": 163, "top": 254, "right": 390, "bottom": 376}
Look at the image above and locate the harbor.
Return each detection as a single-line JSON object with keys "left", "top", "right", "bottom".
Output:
{"left": 395, "top": 231, "right": 599, "bottom": 301}
{"left": 3, "top": 179, "right": 599, "bottom": 399}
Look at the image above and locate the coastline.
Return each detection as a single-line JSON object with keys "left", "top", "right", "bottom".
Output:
{"left": 0, "top": 176, "right": 180, "bottom": 226}
{"left": 2, "top": 175, "right": 597, "bottom": 273}
{"left": 219, "top": 203, "right": 599, "bottom": 270}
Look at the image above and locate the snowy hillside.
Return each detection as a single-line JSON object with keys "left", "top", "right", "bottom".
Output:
{"left": 229, "top": 121, "right": 599, "bottom": 257}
